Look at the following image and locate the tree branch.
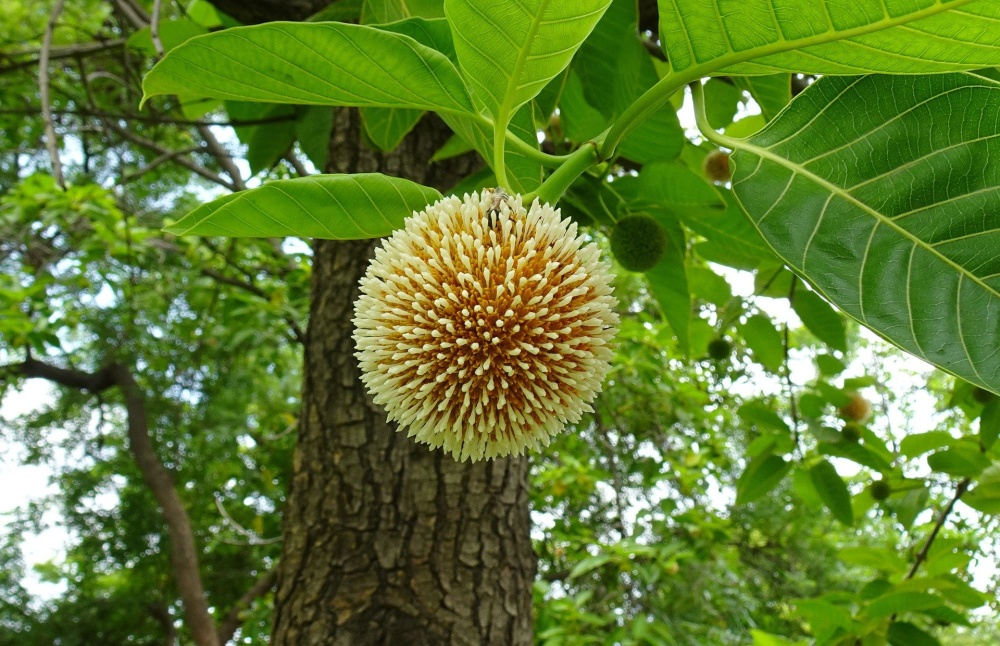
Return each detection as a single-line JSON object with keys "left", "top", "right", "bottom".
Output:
{"left": 200, "top": 268, "right": 305, "bottom": 345}
{"left": 217, "top": 569, "right": 278, "bottom": 645}
{"left": 0, "top": 38, "right": 126, "bottom": 75}
{"left": 905, "top": 478, "right": 971, "bottom": 580}
{"left": 103, "top": 119, "right": 236, "bottom": 190}
{"left": 39, "top": 0, "right": 67, "bottom": 189}
{"left": 10, "top": 357, "right": 221, "bottom": 646}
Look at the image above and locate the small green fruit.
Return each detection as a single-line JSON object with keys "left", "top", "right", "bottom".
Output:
{"left": 869, "top": 480, "right": 891, "bottom": 501}
{"left": 707, "top": 338, "right": 732, "bottom": 361}
{"left": 610, "top": 215, "right": 667, "bottom": 273}
{"left": 841, "top": 422, "right": 863, "bottom": 443}
{"left": 703, "top": 149, "right": 732, "bottom": 183}
{"left": 972, "top": 386, "right": 997, "bottom": 405}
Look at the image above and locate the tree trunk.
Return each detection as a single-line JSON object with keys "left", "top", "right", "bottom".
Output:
{"left": 270, "top": 109, "right": 537, "bottom": 644}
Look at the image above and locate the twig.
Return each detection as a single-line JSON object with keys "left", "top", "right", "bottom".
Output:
{"left": 150, "top": 0, "right": 165, "bottom": 57}
{"left": 103, "top": 119, "right": 235, "bottom": 190}
{"left": 39, "top": 0, "right": 67, "bottom": 189}
{"left": 123, "top": 146, "right": 207, "bottom": 182}
{"left": 0, "top": 38, "right": 126, "bottom": 75}
{"left": 214, "top": 494, "right": 282, "bottom": 546}
{"left": 905, "top": 478, "right": 971, "bottom": 580}
{"left": 0, "top": 107, "right": 297, "bottom": 128}
{"left": 200, "top": 268, "right": 305, "bottom": 345}
{"left": 284, "top": 151, "right": 310, "bottom": 177}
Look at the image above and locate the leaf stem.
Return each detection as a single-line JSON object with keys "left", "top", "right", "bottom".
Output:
{"left": 493, "top": 121, "right": 509, "bottom": 189}
{"left": 690, "top": 81, "right": 743, "bottom": 150}
{"left": 524, "top": 142, "right": 599, "bottom": 205}
{"left": 598, "top": 67, "right": 701, "bottom": 160}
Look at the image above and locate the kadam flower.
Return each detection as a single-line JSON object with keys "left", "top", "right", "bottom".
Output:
{"left": 353, "top": 189, "right": 619, "bottom": 461}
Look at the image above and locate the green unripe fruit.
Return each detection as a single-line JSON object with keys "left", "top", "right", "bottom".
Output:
{"left": 707, "top": 338, "right": 733, "bottom": 361}
{"left": 703, "top": 149, "right": 732, "bottom": 183}
{"left": 869, "top": 480, "right": 891, "bottom": 501}
{"left": 610, "top": 215, "right": 667, "bottom": 273}
{"left": 972, "top": 386, "right": 997, "bottom": 405}
{"left": 841, "top": 421, "right": 863, "bottom": 443}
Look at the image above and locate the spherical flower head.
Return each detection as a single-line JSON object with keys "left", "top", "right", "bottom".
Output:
{"left": 353, "top": 189, "right": 619, "bottom": 462}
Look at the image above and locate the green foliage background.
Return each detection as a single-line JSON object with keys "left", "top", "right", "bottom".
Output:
{"left": 3, "top": 0, "right": 1000, "bottom": 644}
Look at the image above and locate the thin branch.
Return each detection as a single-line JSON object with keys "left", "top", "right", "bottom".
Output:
{"left": 200, "top": 268, "right": 305, "bottom": 345}
{"left": 217, "top": 569, "right": 278, "bottom": 645}
{"left": 123, "top": 146, "right": 207, "bottom": 183}
{"left": 150, "top": 0, "right": 165, "bottom": 57}
{"left": 0, "top": 107, "right": 297, "bottom": 128}
{"left": 0, "top": 38, "right": 126, "bottom": 75}
{"left": 112, "top": 0, "right": 147, "bottom": 30}
{"left": 213, "top": 494, "right": 282, "bottom": 546}
{"left": 103, "top": 119, "right": 235, "bottom": 190}
{"left": 905, "top": 478, "right": 971, "bottom": 580}
{"left": 284, "top": 151, "right": 310, "bottom": 177}
{"left": 39, "top": 0, "right": 67, "bottom": 189}
{"left": 197, "top": 124, "right": 246, "bottom": 191}
{"left": 10, "top": 357, "right": 221, "bottom": 646}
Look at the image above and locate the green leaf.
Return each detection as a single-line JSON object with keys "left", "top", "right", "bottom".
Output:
{"left": 444, "top": 0, "right": 612, "bottom": 129}
{"left": 639, "top": 163, "right": 725, "bottom": 210}
{"left": 659, "top": 1, "right": 1000, "bottom": 76}
{"left": 361, "top": 107, "right": 423, "bottom": 152}
{"left": 164, "top": 174, "right": 441, "bottom": 239}
{"left": 888, "top": 622, "right": 942, "bottom": 646}
{"left": 867, "top": 591, "right": 943, "bottom": 619}
{"left": 645, "top": 213, "right": 691, "bottom": 355}
{"left": 981, "top": 400, "right": 1000, "bottom": 451}
{"left": 734, "top": 75, "right": 792, "bottom": 122}
{"left": 246, "top": 106, "right": 297, "bottom": 175}
{"left": 838, "top": 546, "right": 908, "bottom": 574}
{"left": 927, "top": 445, "right": 992, "bottom": 477}
{"left": 742, "top": 314, "right": 784, "bottom": 373}
{"left": 736, "top": 454, "right": 791, "bottom": 505}
{"left": 792, "top": 287, "right": 846, "bottom": 352}
{"left": 357, "top": 17, "right": 458, "bottom": 151}
{"left": 568, "top": 554, "right": 611, "bottom": 579}
{"left": 819, "top": 442, "right": 892, "bottom": 473}
{"left": 142, "top": 22, "right": 473, "bottom": 114}
{"left": 307, "top": 0, "right": 364, "bottom": 22}
{"left": 900, "top": 431, "right": 955, "bottom": 459}
{"left": 732, "top": 73, "right": 1000, "bottom": 394}
{"left": 809, "top": 459, "right": 853, "bottom": 526}
{"left": 295, "top": 106, "right": 335, "bottom": 170}
{"left": 362, "top": 0, "right": 444, "bottom": 23}
{"left": 703, "top": 78, "right": 743, "bottom": 130}
{"left": 127, "top": 19, "right": 207, "bottom": 55}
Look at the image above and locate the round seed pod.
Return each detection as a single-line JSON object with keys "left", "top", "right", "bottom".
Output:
{"left": 707, "top": 338, "right": 733, "bottom": 361}
{"left": 869, "top": 480, "right": 892, "bottom": 501}
{"left": 610, "top": 214, "right": 667, "bottom": 273}
{"left": 841, "top": 421, "right": 863, "bottom": 443}
{"left": 839, "top": 392, "right": 872, "bottom": 423}
{"left": 703, "top": 149, "right": 732, "bottom": 183}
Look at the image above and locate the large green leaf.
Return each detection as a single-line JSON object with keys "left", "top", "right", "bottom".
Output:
{"left": 142, "top": 22, "right": 473, "bottom": 115}
{"left": 444, "top": 0, "right": 611, "bottom": 129}
{"left": 731, "top": 73, "right": 1000, "bottom": 394}
{"left": 164, "top": 174, "right": 440, "bottom": 239}
{"left": 659, "top": 0, "right": 1000, "bottom": 76}
{"left": 358, "top": 17, "right": 458, "bottom": 152}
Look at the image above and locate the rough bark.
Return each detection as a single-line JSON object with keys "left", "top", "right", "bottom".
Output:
{"left": 270, "top": 110, "right": 536, "bottom": 645}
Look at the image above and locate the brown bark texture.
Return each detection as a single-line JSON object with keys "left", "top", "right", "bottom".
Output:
{"left": 269, "top": 109, "right": 537, "bottom": 645}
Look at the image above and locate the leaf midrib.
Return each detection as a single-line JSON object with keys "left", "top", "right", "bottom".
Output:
{"left": 495, "top": 0, "right": 554, "bottom": 134}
